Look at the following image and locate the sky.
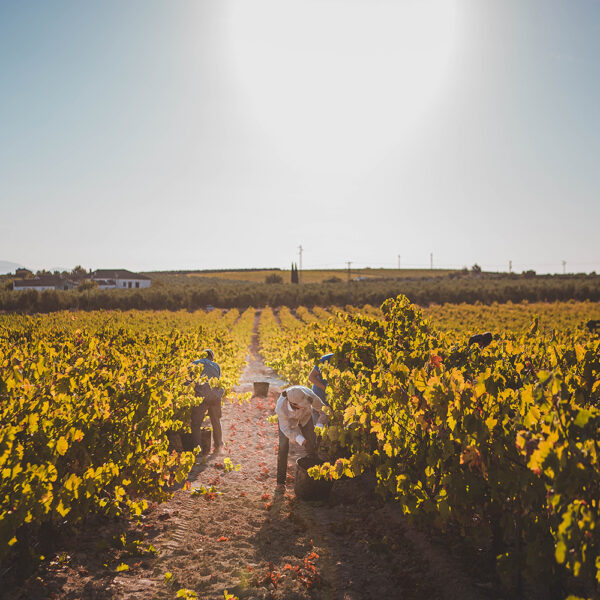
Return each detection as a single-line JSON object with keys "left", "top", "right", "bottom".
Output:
{"left": 1, "top": 0, "right": 599, "bottom": 274}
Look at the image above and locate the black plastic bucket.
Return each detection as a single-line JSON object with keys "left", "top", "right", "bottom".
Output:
{"left": 166, "top": 430, "right": 183, "bottom": 452}
{"left": 182, "top": 427, "right": 212, "bottom": 453}
{"left": 253, "top": 381, "right": 270, "bottom": 398}
{"left": 294, "top": 457, "right": 333, "bottom": 501}
{"left": 199, "top": 428, "right": 212, "bottom": 454}
{"left": 180, "top": 431, "right": 194, "bottom": 451}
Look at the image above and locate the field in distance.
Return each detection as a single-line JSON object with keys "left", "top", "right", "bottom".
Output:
{"left": 182, "top": 268, "right": 456, "bottom": 283}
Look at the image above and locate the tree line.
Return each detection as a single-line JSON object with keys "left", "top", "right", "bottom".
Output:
{"left": 1, "top": 274, "right": 600, "bottom": 313}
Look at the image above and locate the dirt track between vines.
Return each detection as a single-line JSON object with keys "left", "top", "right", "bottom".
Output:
{"left": 13, "top": 319, "right": 496, "bottom": 600}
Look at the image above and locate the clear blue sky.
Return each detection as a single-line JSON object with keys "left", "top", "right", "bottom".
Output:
{"left": 1, "top": 0, "right": 599, "bottom": 274}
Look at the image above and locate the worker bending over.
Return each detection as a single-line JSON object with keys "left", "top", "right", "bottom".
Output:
{"left": 275, "top": 385, "right": 327, "bottom": 487}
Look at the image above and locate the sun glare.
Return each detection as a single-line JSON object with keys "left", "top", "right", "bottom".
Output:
{"left": 226, "top": 0, "right": 460, "bottom": 175}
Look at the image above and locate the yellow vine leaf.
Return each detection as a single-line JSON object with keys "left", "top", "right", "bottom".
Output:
{"left": 56, "top": 437, "right": 68, "bottom": 456}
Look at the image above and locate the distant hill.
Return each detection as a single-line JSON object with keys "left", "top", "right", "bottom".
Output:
{"left": 0, "top": 260, "right": 25, "bottom": 275}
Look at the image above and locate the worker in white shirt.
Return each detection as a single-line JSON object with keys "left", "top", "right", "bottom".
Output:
{"left": 275, "top": 385, "right": 328, "bottom": 486}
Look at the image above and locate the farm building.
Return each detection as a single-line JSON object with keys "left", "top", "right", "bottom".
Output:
{"left": 13, "top": 277, "right": 78, "bottom": 292}
{"left": 91, "top": 269, "right": 151, "bottom": 289}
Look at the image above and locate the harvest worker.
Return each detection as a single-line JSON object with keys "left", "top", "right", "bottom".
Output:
{"left": 191, "top": 349, "right": 225, "bottom": 454}
{"left": 275, "top": 385, "right": 328, "bottom": 486}
{"left": 308, "top": 353, "right": 333, "bottom": 406}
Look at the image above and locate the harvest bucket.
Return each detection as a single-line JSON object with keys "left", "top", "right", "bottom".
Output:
{"left": 294, "top": 457, "right": 333, "bottom": 501}
{"left": 253, "top": 381, "right": 270, "bottom": 397}
{"left": 167, "top": 430, "right": 184, "bottom": 452}
{"left": 185, "top": 426, "right": 212, "bottom": 453}
{"left": 180, "top": 431, "right": 194, "bottom": 451}
{"left": 199, "top": 428, "right": 212, "bottom": 454}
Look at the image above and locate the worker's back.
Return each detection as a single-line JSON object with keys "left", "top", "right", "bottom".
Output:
{"left": 192, "top": 357, "right": 221, "bottom": 380}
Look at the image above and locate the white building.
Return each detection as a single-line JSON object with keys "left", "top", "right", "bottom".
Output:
{"left": 13, "top": 277, "right": 77, "bottom": 292}
{"left": 92, "top": 269, "right": 151, "bottom": 289}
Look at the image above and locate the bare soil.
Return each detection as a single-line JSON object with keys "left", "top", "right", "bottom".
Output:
{"left": 10, "top": 327, "right": 498, "bottom": 600}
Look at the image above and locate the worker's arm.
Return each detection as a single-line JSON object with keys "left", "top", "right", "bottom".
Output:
{"left": 308, "top": 365, "right": 326, "bottom": 390}
{"left": 312, "top": 401, "right": 329, "bottom": 429}
{"left": 302, "top": 388, "right": 328, "bottom": 429}
{"left": 275, "top": 398, "right": 305, "bottom": 446}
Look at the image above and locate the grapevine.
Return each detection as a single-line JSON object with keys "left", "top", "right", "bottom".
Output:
{"left": 258, "top": 296, "right": 600, "bottom": 596}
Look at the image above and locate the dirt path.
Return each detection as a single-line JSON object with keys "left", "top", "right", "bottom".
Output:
{"left": 14, "top": 317, "right": 496, "bottom": 600}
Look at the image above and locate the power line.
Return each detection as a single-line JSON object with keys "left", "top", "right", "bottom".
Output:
{"left": 300, "top": 258, "right": 600, "bottom": 272}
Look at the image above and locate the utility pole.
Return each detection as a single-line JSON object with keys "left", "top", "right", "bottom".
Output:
{"left": 298, "top": 245, "right": 303, "bottom": 283}
{"left": 562, "top": 260, "right": 566, "bottom": 275}
{"left": 430, "top": 253, "right": 433, "bottom": 270}
{"left": 509, "top": 260, "right": 512, "bottom": 274}
{"left": 345, "top": 261, "right": 353, "bottom": 303}
{"left": 397, "top": 255, "right": 401, "bottom": 270}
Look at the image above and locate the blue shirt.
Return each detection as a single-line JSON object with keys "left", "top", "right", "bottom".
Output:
{"left": 192, "top": 358, "right": 221, "bottom": 380}
{"left": 311, "top": 353, "right": 333, "bottom": 402}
